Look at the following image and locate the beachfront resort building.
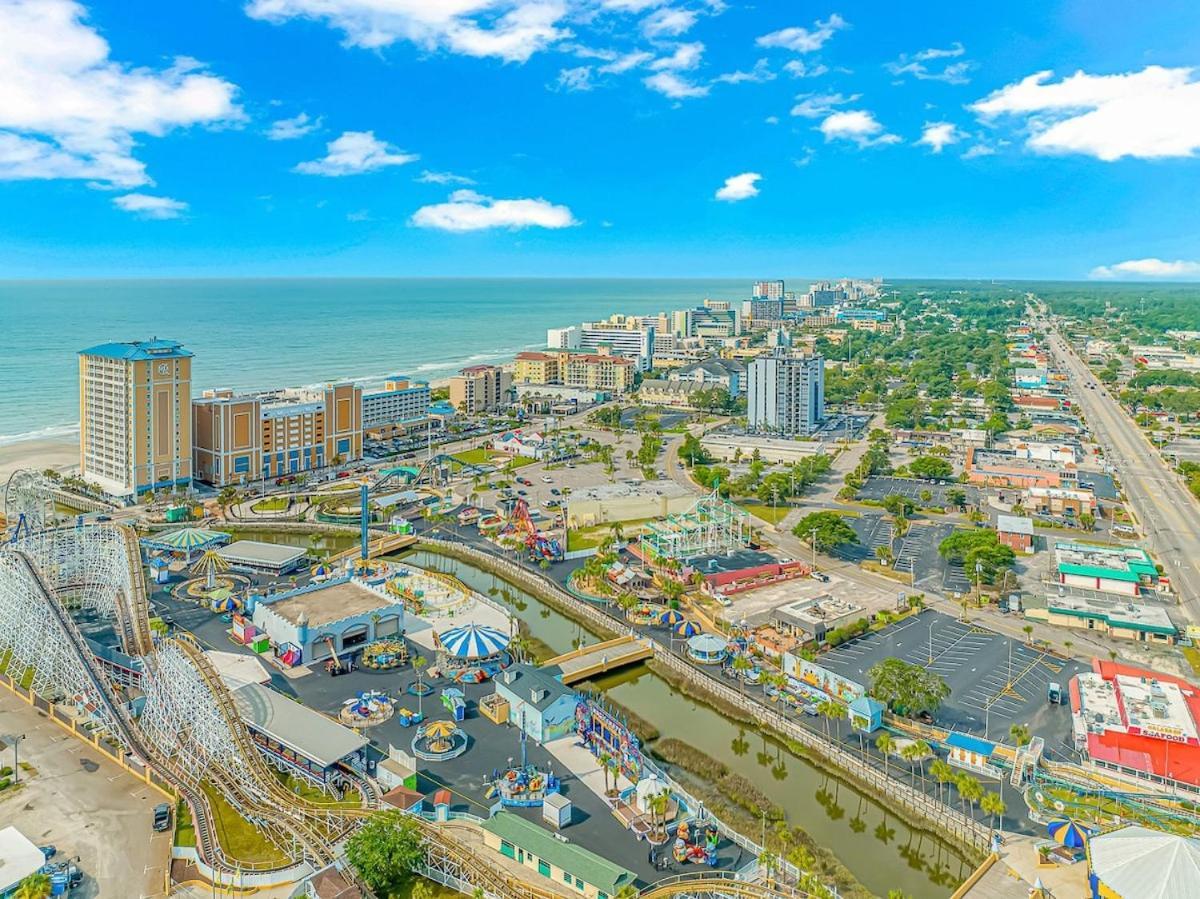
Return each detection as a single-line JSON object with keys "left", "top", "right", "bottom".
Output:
{"left": 192, "top": 382, "right": 362, "bottom": 486}
{"left": 78, "top": 338, "right": 193, "bottom": 498}
{"left": 514, "top": 349, "right": 636, "bottom": 394}
{"left": 578, "top": 315, "right": 655, "bottom": 370}
{"left": 361, "top": 376, "right": 431, "bottom": 437}
{"left": 746, "top": 350, "right": 825, "bottom": 436}
{"left": 449, "top": 364, "right": 512, "bottom": 414}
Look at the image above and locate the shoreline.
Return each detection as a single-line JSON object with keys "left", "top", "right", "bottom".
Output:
{"left": 0, "top": 434, "right": 78, "bottom": 484}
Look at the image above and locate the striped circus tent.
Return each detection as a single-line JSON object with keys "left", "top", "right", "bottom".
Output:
{"left": 437, "top": 623, "right": 511, "bottom": 660}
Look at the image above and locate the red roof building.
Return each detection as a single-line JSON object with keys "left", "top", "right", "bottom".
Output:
{"left": 1071, "top": 659, "right": 1200, "bottom": 787}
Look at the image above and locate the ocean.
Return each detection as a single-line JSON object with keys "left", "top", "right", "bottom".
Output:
{"left": 0, "top": 278, "right": 751, "bottom": 444}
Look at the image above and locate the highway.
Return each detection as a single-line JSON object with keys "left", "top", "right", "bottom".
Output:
{"left": 1045, "top": 328, "right": 1200, "bottom": 624}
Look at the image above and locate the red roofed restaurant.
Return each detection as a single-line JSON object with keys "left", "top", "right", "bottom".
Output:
{"left": 1071, "top": 658, "right": 1200, "bottom": 788}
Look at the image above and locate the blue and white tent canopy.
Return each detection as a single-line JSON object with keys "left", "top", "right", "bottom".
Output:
{"left": 437, "top": 623, "right": 511, "bottom": 660}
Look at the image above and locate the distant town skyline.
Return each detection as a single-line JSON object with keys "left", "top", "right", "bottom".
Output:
{"left": 1, "top": 1, "right": 1199, "bottom": 280}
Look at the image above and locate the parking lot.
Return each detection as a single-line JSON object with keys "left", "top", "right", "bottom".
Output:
{"left": 817, "top": 610, "right": 1085, "bottom": 747}
{"left": 836, "top": 513, "right": 892, "bottom": 563}
{"left": 0, "top": 689, "right": 171, "bottom": 898}
{"left": 856, "top": 476, "right": 981, "bottom": 508}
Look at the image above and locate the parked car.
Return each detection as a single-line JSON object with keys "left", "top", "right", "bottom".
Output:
{"left": 153, "top": 802, "right": 172, "bottom": 832}
{"left": 541, "top": 476, "right": 553, "bottom": 483}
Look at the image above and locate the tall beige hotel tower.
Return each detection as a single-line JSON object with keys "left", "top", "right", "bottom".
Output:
{"left": 78, "top": 339, "right": 193, "bottom": 499}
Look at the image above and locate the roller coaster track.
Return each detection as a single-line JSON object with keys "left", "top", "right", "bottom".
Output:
{"left": 119, "top": 527, "right": 155, "bottom": 656}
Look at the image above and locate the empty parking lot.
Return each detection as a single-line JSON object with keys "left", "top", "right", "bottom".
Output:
{"left": 856, "top": 476, "right": 981, "bottom": 508}
{"left": 816, "top": 610, "right": 1084, "bottom": 745}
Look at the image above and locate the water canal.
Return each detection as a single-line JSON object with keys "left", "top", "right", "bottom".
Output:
{"left": 404, "top": 550, "right": 973, "bottom": 898}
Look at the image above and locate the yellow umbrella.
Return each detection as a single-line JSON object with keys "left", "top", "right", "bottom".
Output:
{"left": 423, "top": 720, "right": 458, "bottom": 739}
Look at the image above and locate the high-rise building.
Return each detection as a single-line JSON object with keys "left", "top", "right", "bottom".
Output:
{"left": 192, "top": 382, "right": 361, "bottom": 486}
{"left": 747, "top": 351, "right": 825, "bottom": 436}
{"left": 752, "top": 280, "right": 785, "bottom": 300}
{"left": 578, "top": 315, "right": 655, "bottom": 370}
{"left": 546, "top": 326, "right": 581, "bottom": 349}
{"left": 362, "top": 376, "right": 432, "bottom": 436}
{"left": 78, "top": 338, "right": 193, "bottom": 498}
{"left": 743, "top": 298, "right": 785, "bottom": 326}
{"left": 449, "top": 364, "right": 512, "bottom": 414}
{"left": 514, "top": 349, "right": 635, "bottom": 394}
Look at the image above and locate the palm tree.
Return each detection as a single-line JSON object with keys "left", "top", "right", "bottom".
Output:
{"left": 930, "top": 759, "right": 954, "bottom": 804}
{"left": 876, "top": 732, "right": 894, "bottom": 778}
{"left": 758, "top": 850, "right": 779, "bottom": 885}
{"left": 649, "top": 791, "right": 670, "bottom": 840}
{"left": 816, "top": 699, "right": 846, "bottom": 739}
{"left": 731, "top": 654, "right": 753, "bottom": 693}
{"left": 956, "top": 773, "right": 984, "bottom": 818}
{"left": 598, "top": 751, "right": 613, "bottom": 795}
{"left": 1022, "top": 624, "right": 1034, "bottom": 645}
{"left": 14, "top": 874, "right": 52, "bottom": 899}
{"left": 981, "top": 791, "right": 1007, "bottom": 836}
{"left": 903, "top": 739, "right": 932, "bottom": 789}
{"left": 413, "top": 654, "right": 428, "bottom": 717}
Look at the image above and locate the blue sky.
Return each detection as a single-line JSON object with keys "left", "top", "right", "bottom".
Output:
{"left": 2, "top": 0, "right": 1199, "bottom": 279}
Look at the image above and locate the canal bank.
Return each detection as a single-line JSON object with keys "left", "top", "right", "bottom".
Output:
{"left": 403, "top": 546, "right": 978, "bottom": 898}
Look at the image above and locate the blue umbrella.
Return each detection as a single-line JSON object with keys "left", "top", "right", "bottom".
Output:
{"left": 658, "top": 609, "right": 684, "bottom": 627}
{"left": 438, "top": 623, "right": 511, "bottom": 659}
{"left": 1047, "top": 819, "right": 1088, "bottom": 849}
{"left": 674, "top": 620, "right": 701, "bottom": 638}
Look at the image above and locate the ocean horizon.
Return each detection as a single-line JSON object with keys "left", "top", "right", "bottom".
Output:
{"left": 0, "top": 277, "right": 762, "bottom": 444}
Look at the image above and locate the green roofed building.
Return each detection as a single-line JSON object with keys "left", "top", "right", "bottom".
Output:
{"left": 1054, "top": 541, "right": 1159, "bottom": 597}
{"left": 481, "top": 812, "right": 636, "bottom": 899}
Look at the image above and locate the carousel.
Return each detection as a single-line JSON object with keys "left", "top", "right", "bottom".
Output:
{"left": 360, "top": 639, "right": 410, "bottom": 671}
{"left": 173, "top": 548, "right": 250, "bottom": 608}
{"left": 338, "top": 690, "right": 396, "bottom": 727}
{"left": 411, "top": 719, "right": 469, "bottom": 762}
{"left": 434, "top": 622, "right": 512, "bottom": 682}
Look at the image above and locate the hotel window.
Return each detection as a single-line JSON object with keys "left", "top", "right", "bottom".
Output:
{"left": 538, "top": 861, "right": 551, "bottom": 878}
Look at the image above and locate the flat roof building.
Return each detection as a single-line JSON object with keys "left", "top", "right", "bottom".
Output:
{"left": 449, "top": 365, "right": 511, "bottom": 415}
{"left": 193, "top": 382, "right": 362, "bottom": 487}
{"left": 79, "top": 338, "right": 193, "bottom": 498}
{"left": 362, "top": 377, "right": 431, "bottom": 436}
{"left": 217, "top": 539, "right": 308, "bottom": 574}
{"left": 996, "top": 515, "right": 1035, "bottom": 554}
{"left": 1037, "top": 593, "right": 1177, "bottom": 644}
{"left": 1054, "top": 541, "right": 1158, "bottom": 596}
{"left": 746, "top": 350, "right": 825, "bottom": 437}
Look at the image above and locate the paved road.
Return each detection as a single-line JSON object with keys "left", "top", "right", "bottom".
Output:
{"left": 1046, "top": 329, "right": 1200, "bottom": 622}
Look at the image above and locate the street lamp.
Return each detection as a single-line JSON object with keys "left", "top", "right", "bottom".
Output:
{"left": 1, "top": 734, "right": 26, "bottom": 784}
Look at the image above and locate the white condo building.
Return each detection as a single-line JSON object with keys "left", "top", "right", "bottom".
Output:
{"left": 747, "top": 351, "right": 825, "bottom": 436}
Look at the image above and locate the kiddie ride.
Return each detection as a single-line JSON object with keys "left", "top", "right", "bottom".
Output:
{"left": 497, "top": 498, "right": 563, "bottom": 562}
{"left": 672, "top": 821, "right": 719, "bottom": 867}
{"left": 338, "top": 690, "right": 395, "bottom": 727}
{"left": 484, "top": 722, "right": 560, "bottom": 807}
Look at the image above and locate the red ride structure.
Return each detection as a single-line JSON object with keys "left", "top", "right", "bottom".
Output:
{"left": 498, "top": 498, "right": 563, "bottom": 561}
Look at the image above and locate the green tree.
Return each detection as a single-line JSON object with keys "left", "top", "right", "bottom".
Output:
{"left": 792, "top": 511, "right": 859, "bottom": 553}
{"left": 930, "top": 758, "right": 954, "bottom": 804}
{"left": 816, "top": 698, "right": 846, "bottom": 738}
{"left": 981, "top": 791, "right": 1007, "bottom": 835}
{"left": 875, "top": 732, "right": 894, "bottom": 779}
{"left": 956, "top": 773, "right": 984, "bottom": 818}
{"left": 938, "top": 529, "right": 1016, "bottom": 586}
{"left": 882, "top": 494, "right": 915, "bottom": 518}
{"left": 1009, "top": 723, "right": 1031, "bottom": 747}
{"left": 909, "top": 455, "right": 953, "bottom": 480}
{"left": 344, "top": 811, "right": 425, "bottom": 896}
{"left": 867, "top": 658, "right": 950, "bottom": 717}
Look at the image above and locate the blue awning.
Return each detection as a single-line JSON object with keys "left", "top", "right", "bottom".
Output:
{"left": 945, "top": 732, "right": 996, "bottom": 756}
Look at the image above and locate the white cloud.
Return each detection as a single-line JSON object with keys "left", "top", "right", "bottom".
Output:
{"left": 417, "top": 170, "right": 476, "bottom": 185}
{"left": 649, "top": 42, "right": 704, "bottom": 71}
{"left": 598, "top": 50, "right": 654, "bottom": 74}
{"left": 0, "top": 0, "right": 242, "bottom": 189}
{"left": 346, "top": 209, "right": 371, "bottom": 221}
{"left": 962, "top": 143, "right": 995, "bottom": 159}
{"left": 790, "top": 91, "right": 858, "bottom": 118}
{"left": 294, "top": 131, "right": 418, "bottom": 176}
{"left": 764, "top": 115, "right": 779, "bottom": 125}
{"left": 783, "top": 60, "right": 829, "bottom": 79}
{"left": 756, "top": 14, "right": 847, "bottom": 53}
{"left": 819, "top": 110, "right": 900, "bottom": 147}
{"left": 556, "top": 65, "right": 594, "bottom": 91}
{"left": 266, "top": 112, "right": 321, "bottom": 140}
{"left": 642, "top": 7, "right": 696, "bottom": 38}
{"left": 887, "top": 43, "right": 973, "bottom": 84}
{"left": 714, "top": 171, "right": 760, "bottom": 202}
{"left": 1090, "top": 258, "right": 1200, "bottom": 280}
{"left": 245, "top": 0, "right": 570, "bottom": 63}
{"left": 918, "top": 121, "right": 961, "bottom": 153}
{"left": 792, "top": 147, "right": 815, "bottom": 166}
{"left": 411, "top": 189, "right": 578, "bottom": 231}
{"left": 713, "top": 59, "right": 774, "bottom": 85}
{"left": 644, "top": 71, "right": 709, "bottom": 98}
{"left": 112, "top": 193, "right": 188, "bottom": 219}
{"left": 971, "top": 65, "right": 1200, "bottom": 161}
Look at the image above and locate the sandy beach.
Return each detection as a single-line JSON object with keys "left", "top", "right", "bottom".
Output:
{"left": 0, "top": 435, "right": 78, "bottom": 484}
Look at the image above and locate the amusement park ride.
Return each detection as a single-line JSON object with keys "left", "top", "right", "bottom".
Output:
{"left": 496, "top": 497, "right": 563, "bottom": 562}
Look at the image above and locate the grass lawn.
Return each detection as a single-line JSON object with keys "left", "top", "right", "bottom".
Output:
{"left": 201, "top": 782, "right": 291, "bottom": 868}
{"left": 451, "top": 447, "right": 492, "bottom": 465}
{"left": 566, "top": 517, "right": 656, "bottom": 551}
{"left": 1184, "top": 646, "right": 1200, "bottom": 678}
{"left": 174, "top": 799, "right": 196, "bottom": 849}
{"left": 737, "top": 502, "right": 791, "bottom": 525}
{"left": 251, "top": 496, "right": 290, "bottom": 512}
{"left": 274, "top": 771, "right": 364, "bottom": 809}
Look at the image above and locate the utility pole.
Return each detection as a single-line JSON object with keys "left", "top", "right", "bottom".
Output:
{"left": 810, "top": 526, "right": 818, "bottom": 574}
